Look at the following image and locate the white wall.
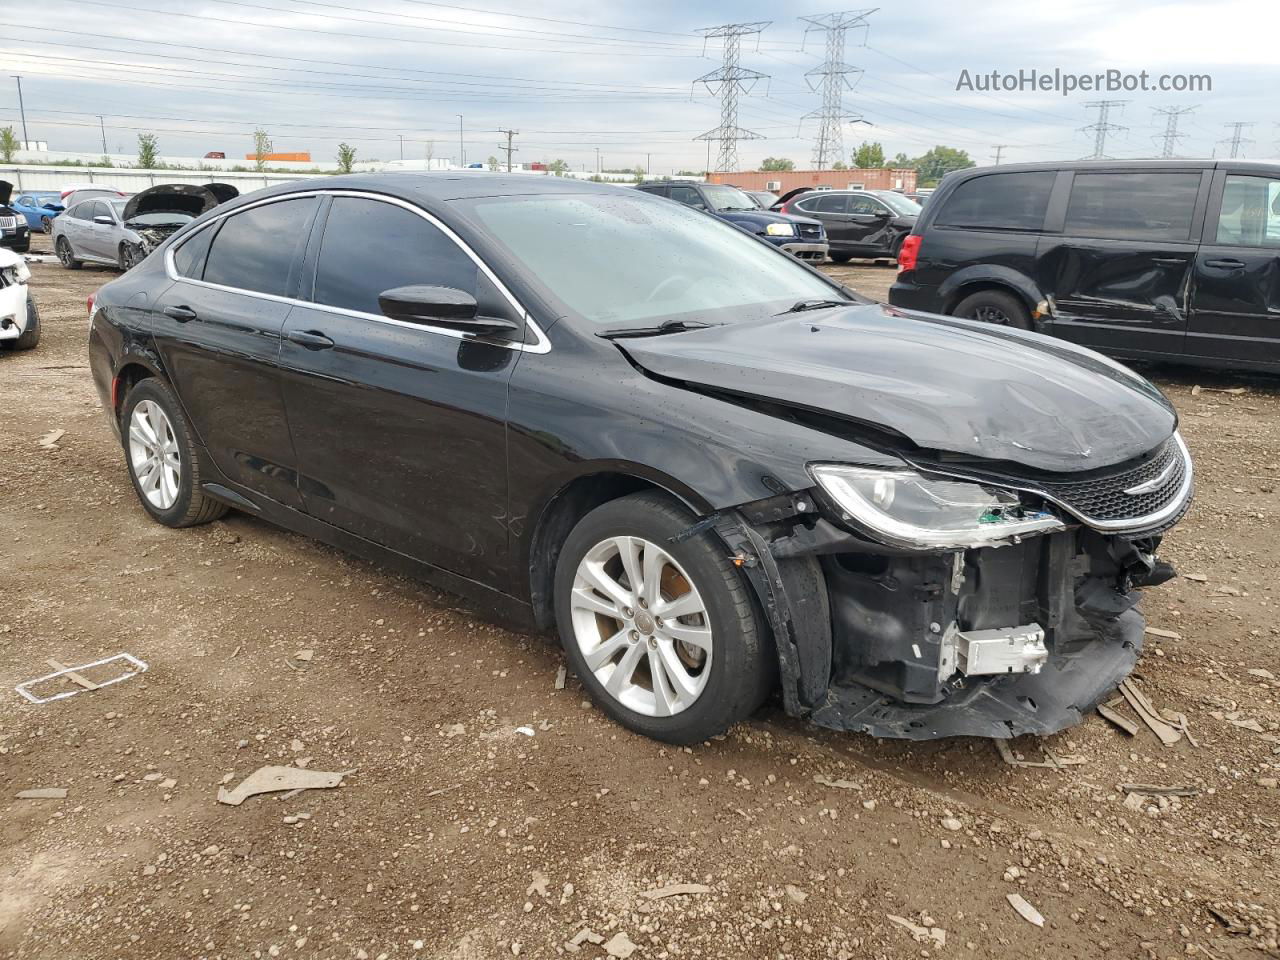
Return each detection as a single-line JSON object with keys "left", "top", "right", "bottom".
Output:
{"left": 0, "top": 164, "right": 310, "bottom": 193}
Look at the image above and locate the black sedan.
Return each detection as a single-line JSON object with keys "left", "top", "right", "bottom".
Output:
{"left": 88, "top": 174, "right": 1192, "bottom": 744}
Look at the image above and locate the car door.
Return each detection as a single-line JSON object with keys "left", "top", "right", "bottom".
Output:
{"left": 278, "top": 194, "right": 522, "bottom": 583}
{"left": 1187, "top": 169, "right": 1280, "bottom": 366}
{"left": 84, "top": 200, "right": 115, "bottom": 260}
{"left": 796, "top": 194, "right": 852, "bottom": 247}
{"left": 1036, "top": 168, "right": 1209, "bottom": 359}
{"left": 151, "top": 195, "right": 320, "bottom": 509}
{"left": 845, "top": 195, "right": 897, "bottom": 253}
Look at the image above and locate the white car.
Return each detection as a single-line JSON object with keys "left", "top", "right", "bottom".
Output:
{"left": 0, "top": 246, "right": 39, "bottom": 350}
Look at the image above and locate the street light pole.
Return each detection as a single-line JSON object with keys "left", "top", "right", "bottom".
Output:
{"left": 457, "top": 115, "right": 464, "bottom": 166}
{"left": 12, "top": 76, "right": 29, "bottom": 146}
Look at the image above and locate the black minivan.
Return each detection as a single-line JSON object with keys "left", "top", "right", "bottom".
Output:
{"left": 889, "top": 160, "right": 1280, "bottom": 372}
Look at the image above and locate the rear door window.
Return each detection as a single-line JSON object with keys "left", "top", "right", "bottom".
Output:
{"left": 669, "top": 185, "right": 705, "bottom": 209}
{"left": 934, "top": 172, "right": 1055, "bottom": 231}
{"left": 173, "top": 224, "right": 218, "bottom": 280}
{"left": 810, "top": 195, "right": 849, "bottom": 214}
{"left": 1214, "top": 175, "right": 1280, "bottom": 248}
{"left": 849, "top": 196, "right": 888, "bottom": 215}
{"left": 202, "top": 197, "right": 319, "bottom": 298}
{"left": 1065, "top": 172, "right": 1201, "bottom": 241}
{"left": 311, "top": 197, "right": 478, "bottom": 316}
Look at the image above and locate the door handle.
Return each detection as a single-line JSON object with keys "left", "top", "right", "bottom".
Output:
{"left": 287, "top": 329, "right": 335, "bottom": 350}
{"left": 163, "top": 305, "right": 197, "bottom": 323}
{"left": 1203, "top": 258, "right": 1246, "bottom": 269}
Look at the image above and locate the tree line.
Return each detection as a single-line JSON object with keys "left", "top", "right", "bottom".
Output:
{"left": 758, "top": 142, "right": 976, "bottom": 187}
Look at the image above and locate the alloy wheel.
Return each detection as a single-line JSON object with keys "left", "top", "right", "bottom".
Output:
{"left": 122, "top": 245, "right": 144, "bottom": 271}
{"left": 128, "top": 400, "right": 182, "bottom": 510}
{"left": 971, "top": 305, "right": 1011, "bottom": 325}
{"left": 56, "top": 238, "right": 74, "bottom": 267}
{"left": 569, "top": 536, "right": 713, "bottom": 717}
{"left": 41, "top": 216, "right": 52, "bottom": 234}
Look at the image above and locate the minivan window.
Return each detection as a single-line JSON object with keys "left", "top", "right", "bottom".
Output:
{"left": 934, "top": 171, "right": 1055, "bottom": 231}
{"left": 202, "top": 197, "right": 319, "bottom": 298}
{"left": 1215, "top": 175, "right": 1280, "bottom": 248}
{"left": 1065, "top": 172, "right": 1200, "bottom": 242}
{"left": 312, "top": 197, "right": 477, "bottom": 316}
{"left": 172, "top": 224, "right": 217, "bottom": 280}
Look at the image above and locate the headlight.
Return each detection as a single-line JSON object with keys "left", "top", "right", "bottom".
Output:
{"left": 809, "top": 464, "right": 1065, "bottom": 550}
{"left": 765, "top": 222, "right": 796, "bottom": 237}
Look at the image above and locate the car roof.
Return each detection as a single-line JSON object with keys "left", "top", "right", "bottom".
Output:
{"left": 946, "top": 158, "right": 1280, "bottom": 179}
{"left": 274, "top": 172, "right": 632, "bottom": 203}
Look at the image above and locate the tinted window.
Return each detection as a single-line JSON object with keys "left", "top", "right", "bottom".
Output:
{"left": 312, "top": 197, "right": 477, "bottom": 316}
{"left": 203, "top": 197, "right": 319, "bottom": 297}
{"left": 935, "top": 172, "right": 1055, "bottom": 230}
{"left": 849, "top": 196, "right": 888, "bottom": 216}
{"left": 809, "top": 195, "right": 848, "bottom": 214}
{"left": 90, "top": 200, "right": 111, "bottom": 221}
{"left": 669, "top": 186, "right": 705, "bottom": 208}
{"left": 173, "top": 223, "right": 217, "bottom": 279}
{"left": 1065, "top": 172, "right": 1200, "bottom": 241}
{"left": 1215, "top": 175, "right": 1280, "bottom": 248}
{"left": 66, "top": 202, "right": 90, "bottom": 220}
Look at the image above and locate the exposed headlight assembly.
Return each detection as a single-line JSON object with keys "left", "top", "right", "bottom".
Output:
{"left": 809, "top": 464, "right": 1065, "bottom": 550}
{"left": 765, "top": 222, "right": 797, "bottom": 237}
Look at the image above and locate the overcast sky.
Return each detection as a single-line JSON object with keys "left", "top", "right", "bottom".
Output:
{"left": 2, "top": 0, "right": 1276, "bottom": 172}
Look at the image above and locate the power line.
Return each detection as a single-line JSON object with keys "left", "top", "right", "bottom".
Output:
{"left": 1151, "top": 105, "right": 1196, "bottom": 159}
{"left": 1080, "top": 100, "right": 1127, "bottom": 160}
{"left": 798, "top": 10, "right": 873, "bottom": 170}
{"left": 694, "top": 22, "right": 771, "bottom": 173}
{"left": 1219, "top": 121, "right": 1254, "bottom": 159}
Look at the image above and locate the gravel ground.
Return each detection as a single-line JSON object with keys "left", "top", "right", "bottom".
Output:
{"left": 1, "top": 238, "right": 1278, "bottom": 960}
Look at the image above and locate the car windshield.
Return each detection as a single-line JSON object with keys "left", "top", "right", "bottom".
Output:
{"left": 462, "top": 192, "right": 845, "bottom": 327}
{"left": 700, "top": 184, "right": 760, "bottom": 213}
{"left": 878, "top": 192, "right": 922, "bottom": 216}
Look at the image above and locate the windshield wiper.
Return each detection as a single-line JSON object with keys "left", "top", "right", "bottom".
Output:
{"left": 779, "top": 299, "right": 849, "bottom": 314}
{"left": 597, "top": 319, "right": 716, "bottom": 340}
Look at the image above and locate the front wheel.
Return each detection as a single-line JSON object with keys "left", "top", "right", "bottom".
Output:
{"left": 829, "top": 251, "right": 853, "bottom": 264}
{"left": 40, "top": 216, "right": 52, "bottom": 234}
{"left": 3, "top": 294, "right": 41, "bottom": 350}
{"left": 554, "top": 491, "right": 774, "bottom": 744}
{"left": 952, "top": 289, "right": 1032, "bottom": 330}
{"left": 120, "top": 378, "right": 228, "bottom": 527}
{"left": 119, "top": 242, "right": 145, "bottom": 271}
{"left": 56, "top": 237, "right": 82, "bottom": 270}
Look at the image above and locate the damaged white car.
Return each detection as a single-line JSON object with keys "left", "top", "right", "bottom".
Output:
{"left": 0, "top": 246, "right": 38, "bottom": 351}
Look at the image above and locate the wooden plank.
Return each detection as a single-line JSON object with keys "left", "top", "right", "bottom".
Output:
{"left": 1097, "top": 702, "right": 1139, "bottom": 736}
{"left": 46, "top": 659, "right": 98, "bottom": 691}
{"left": 1119, "top": 679, "right": 1181, "bottom": 746}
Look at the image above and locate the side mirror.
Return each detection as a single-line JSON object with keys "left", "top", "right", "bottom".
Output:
{"left": 93, "top": 215, "right": 114, "bottom": 225}
{"left": 377, "top": 285, "right": 520, "bottom": 337}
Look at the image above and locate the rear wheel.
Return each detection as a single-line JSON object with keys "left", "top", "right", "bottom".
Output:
{"left": 120, "top": 378, "right": 228, "bottom": 528}
{"left": 952, "top": 289, "right": 1031, "bottom": 330}
{"left": 554, "top": 491, "right": 774, "bottom": 744}
{"left": 56, "top": 237, "right": 82, "bottom": 270}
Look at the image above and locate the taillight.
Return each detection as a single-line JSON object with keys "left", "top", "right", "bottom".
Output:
{"left": 87, "top": 290, "right": 97, "bottom": 318}
{"left": 897, "top": 234, "right": 921, "bottom": 273}
{"left": 779, "top": 202, "right": 790, "bottom": 215}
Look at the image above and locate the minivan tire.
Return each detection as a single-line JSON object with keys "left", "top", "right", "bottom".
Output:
{"left": 553, "top": 491, "right": 774, "bottom": 745}
{"left": 120, "top": 378, "right": 229, "bottom": 528}
{"left": 953, "top": 289, "right": 1031, "bottom": 330}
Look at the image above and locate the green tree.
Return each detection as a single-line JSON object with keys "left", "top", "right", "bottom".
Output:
{"left": 252, "top": 128, "right": 272, "bottom": 172}
{"left": 0, "top": 126, "right": 18, "bottom": 162}
{"left": 97, "top": 155, "right": 114, "bottom": 168}
{"left": 913, "top": 145, "right": 975, "bottom": 186}
{"left": 337, "top": 142, "right": 357, "bottom": 173}
{"left": 759, "top": 157, "right": 795, "bottom": 172}
{"left": 831, "top": 160, "right": 848, "bottom": 171}
{"left": 547, "top": 158, "right": 569, "bottom": 177}
{"left": 891, "top": 152, "right": 913, "bottom": 167}
{"left": 853, "top": 141, "right": 885, "bottom": 168}
{"left": 136, "top": 133, "right": 160, "bottom": 169}
{"left": 486, "top": 155, "right": 499, "bottom": 171}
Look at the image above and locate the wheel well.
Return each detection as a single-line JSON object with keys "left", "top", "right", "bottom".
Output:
{"left": 527, "top": 473, "right": 684, "bottom": 631}
{"left": 943, "top": 280, "right": 1032, "bottom": 316}
{"left": 112, "top": 363, "right": 155, "bottom": 421}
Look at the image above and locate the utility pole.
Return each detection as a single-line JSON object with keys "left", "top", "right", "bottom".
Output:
{"left": 799, "top": 10, "right": 872, "bottom": 171}
{"left": 98, "top": 115, "right": 108, "bottom": 154}
{"left": 11, "top": 76, "right": 29, "bottom": 146}
{"left": 1219, "top": 121, "right": 1254, "bottom": 159}
{"left": 1151, "top": 106, "right": 1196, "bottom": 158}
{"left": 991, "top": 144, "right": 1010, "bottom": 165}
{"left": 693, "top": 21, "right": 770, "bottom": 174}
{"left": 498, "top": 128, "right": 518, "bottom": 172}
{"left": 646, "top": 153, "right": 651, "bottom": 176}
{"left": 595, "top": 147, "right": 601, "bottom": 175}
{"left": 457, "top": 114, "right": 464, "bottom": 166}
{"left": 398, "top": 134, "right": 404, "bottom": 161}
{"left": 1080, "top": 100, "right": 1128, "bottom": 160}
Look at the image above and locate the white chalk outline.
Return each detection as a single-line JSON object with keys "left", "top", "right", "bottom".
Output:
{"left": 15, "top": 653, "right": 148, "bottom": 704}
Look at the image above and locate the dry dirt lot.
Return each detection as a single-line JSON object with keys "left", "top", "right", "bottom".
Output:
{"left": 2, "top": 239, "right": 1278, "bottom": 960}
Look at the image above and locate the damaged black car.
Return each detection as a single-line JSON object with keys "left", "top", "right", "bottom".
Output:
{"left": 87, "top": 175, "right": 1193, "bottom": 745}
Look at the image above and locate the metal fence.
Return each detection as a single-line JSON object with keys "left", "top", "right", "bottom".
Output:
{"left": 0, "top": 165, "right": 316, "bottom": 193}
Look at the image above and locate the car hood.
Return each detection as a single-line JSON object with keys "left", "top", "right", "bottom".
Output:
{"left": 615, "top": 302, "right": 1177, "bottom": 473}
{"left": 719, "top": 209, "right": 821, "bottom": 228}
{"left": 0, "top": 181, "right": 11, "bottom": 206}
{"left": 123, "top": 183, "right": 221, "bottom": 222}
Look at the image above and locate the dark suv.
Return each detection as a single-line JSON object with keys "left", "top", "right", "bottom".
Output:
{"left": 889, "top": 160, "right": 1280, "bottom": 373}
{"left": 636, "top": 181, "right": 828, "bottom": 262}
{"left": 785, "top": 189, "right": 920, "bottom": 263}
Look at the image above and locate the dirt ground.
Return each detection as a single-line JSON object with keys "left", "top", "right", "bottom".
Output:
{"left": 2, "top": 235, "right": 1278, "bottom": 960}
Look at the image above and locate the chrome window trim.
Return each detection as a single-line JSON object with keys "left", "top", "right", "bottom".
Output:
{"left": 164, "top": 188, "right": 550, "bottom": 355}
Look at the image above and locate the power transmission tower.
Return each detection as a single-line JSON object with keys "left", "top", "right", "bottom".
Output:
{"left": 798, "top": 10, "right": 872, "bottom": 171}
{"left": 498, "top": 128, "right": 518, "bottom": 172}
{"left": 1219, "top": 121, "right": 1254, "bottom": 159}
{"left": 990, "top": 144, "right": 1011, "bottom": 165}
{"left": 1080, "top": 100, "right": 1128, "bottom": 159}
{"left": 1151, "top": 105, "right": 1196, "bottom": 158}
{"left": 693, "top": 21, "right": 770, "bottom": 174}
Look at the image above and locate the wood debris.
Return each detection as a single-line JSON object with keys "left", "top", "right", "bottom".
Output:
{"left": 886, "top": 914, "right": 946, "bottom": 948}
{"left": 1119, "top": 783, "right": 1200, "bottom": 797}
{"left": 1118, "top": 679, "right": 1182, "bottom": 746}
{"left": 1097, "top": 701, "right": 1139, "bottom": 736}
{"left": 554, "top": 664, "right": 567, "bottom": 690}
{"left": 813, "top": 773, "right": 862, "bottom": 790}
{"left": 36, "top": 428, "right": 65, "bottom": 449}
{"left": 641, "top": 883, "right": 710, "bottom": 900}
{"left": 1006, "top": 893, "right": 1045, "bottom": 927}
{"left": 1144, "top": 626, "right": 1182, "bottom": 640}
{"left": 217, "top": 765, "right": 354, "bottom": 806}
{"left": 995, "top": 738, "right": 1086, "bottom": 768}
{"left": 46, "top": 659, "right": 98, "bottom": 691}
{"left": 16, "top": 788, "right": 68, "bottom": 800}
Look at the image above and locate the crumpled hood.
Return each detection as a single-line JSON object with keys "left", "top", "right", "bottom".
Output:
{"left": 617, "top": 302, "right": 1177, "bottom": 473}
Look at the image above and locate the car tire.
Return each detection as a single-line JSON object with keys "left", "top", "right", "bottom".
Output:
{"left": 829, "top": 251, "right": 853, "bottom": 264}
{"left": 3, "top": 294, "right": 41, "bottom": 350}
{"left": 953, "top": 289, "right": 1031, "bottom": 330}
{"left": 553, "top": 491, "right": 774, "bottom": 745}
{"left": 119, "top": 242, "right": 145, "bottom": 272}
{"left": 56, "top": 237, "right": 82, "bottom": 270}
{"left": 120, "top": 378, "right": 229, "bottom": 528}
{"left": 40, "top": 216, "right": 52, "bottom": 234}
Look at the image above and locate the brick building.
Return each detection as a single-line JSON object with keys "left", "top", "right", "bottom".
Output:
{"left": 709, "top": 167, "right": 917, "bottom": 195}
